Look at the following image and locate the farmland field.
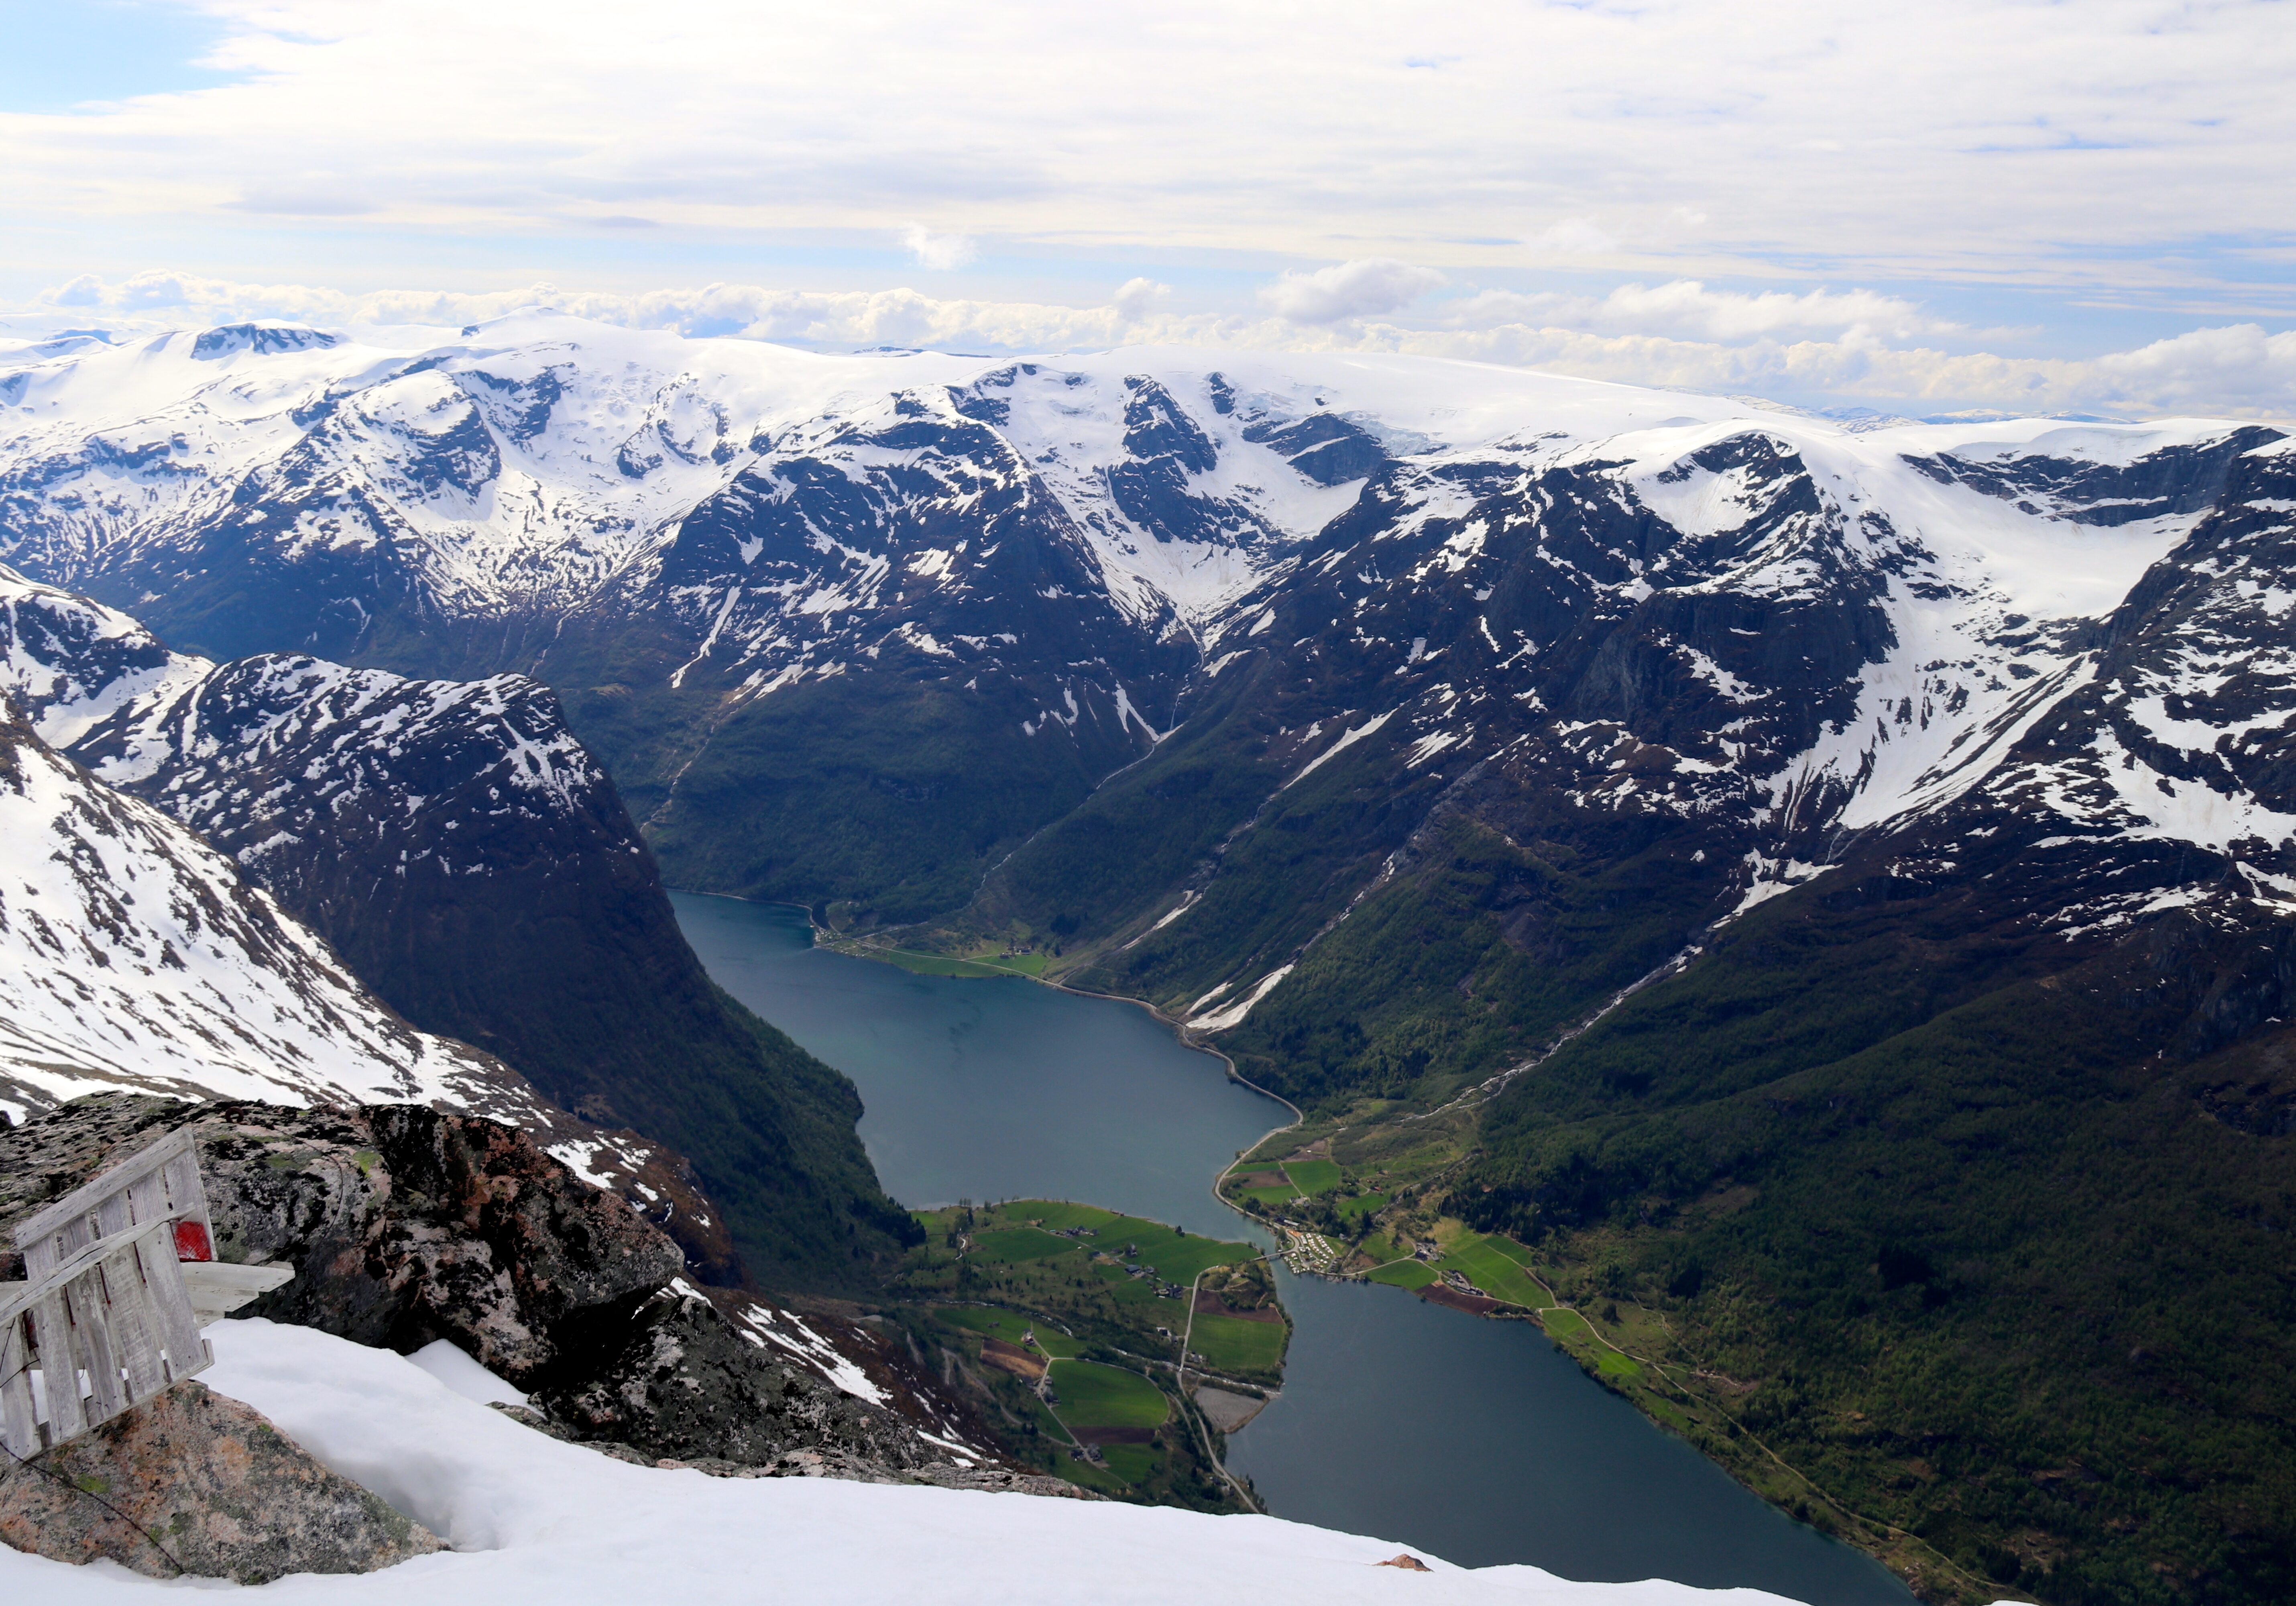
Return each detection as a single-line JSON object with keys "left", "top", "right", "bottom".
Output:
{"left": 1187, "top": 1312, "right": 1288, "bottom": 1376}
{"left": 1050, "top": 1359, "right": 1170, "bottom": 1428}
{"left": 1435, "top": 1236, "right": 1550, "bottom": 1308}
{"left": 1280, "top": 1158, "right": 1343, "bottom": 1195}
{"left": 1366, "top": 1258, "right": 1439, "bottom": 1290}
{"left": 932, "top": 1304, "right": 1083, "bottom": 1358}
{"left": 967, "top": 1226, "right": 1079, "bottom": 1263}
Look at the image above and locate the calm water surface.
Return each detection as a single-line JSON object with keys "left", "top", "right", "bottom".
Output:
{"left": 672, "top": 893, "right": 1911, "bottom": 1605}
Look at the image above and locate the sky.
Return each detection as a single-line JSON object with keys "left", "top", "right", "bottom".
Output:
{"left": 1, "top": 0, "right": 2291, "bottom": 419}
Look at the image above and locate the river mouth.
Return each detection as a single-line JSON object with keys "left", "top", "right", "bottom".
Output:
{"left": 673, "top": 893, "right": 1913, "bottom": 1605}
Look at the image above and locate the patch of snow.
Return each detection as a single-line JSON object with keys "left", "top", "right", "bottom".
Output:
{"left": 407, "top": 1339, "right": 529, "bottom": 1410}
{"left": 1191, "top": 964, "right": 1295, "bottom": 1031}
{"left": 1284, "top": 707, "right": 1396, "bottom": 790}
{"left": 0, "top": 1319, "right": 1822, "bottom": 1606}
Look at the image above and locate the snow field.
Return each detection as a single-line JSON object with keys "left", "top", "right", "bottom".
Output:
{"left": 0, "top": 1319, "right": 1834, "bottom": 1606}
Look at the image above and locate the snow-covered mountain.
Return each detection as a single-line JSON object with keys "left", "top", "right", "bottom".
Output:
{"left": 0, "top": 696, "right": 542, "bottom": 1128}
{"left": 1063, "top": 414, "right": 2296, "bottom": 1023}
{"left": 0, "top": 562, "right": 920, "bottom": 1286}
{"left": 6, "top": 314, "right": 2291, "bottom": 1025}
{"left": 6, "top": 317, "right": 2282, "bottom": 926}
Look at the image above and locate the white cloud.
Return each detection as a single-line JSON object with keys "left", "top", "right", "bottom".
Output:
{"left": 1261, "top": 259, "right": 1447, "bottom": 324}
{"left": 1522, "top": 220, "right": 1617, "bottom": 259}
{"left": 1443, "top": 281, "right": 1970, "bottom": 344}
{"left": 1, "top": 0, "right": 2285, "bottom": 300}
{"left": 902, "top": 225, "right": 978, "bottom": 271}
{"left": 1111, "top": 277, "right": 1169, "bottom": 319}
{"left": 16, "top": 270, "right": 2293, "bottom": 424}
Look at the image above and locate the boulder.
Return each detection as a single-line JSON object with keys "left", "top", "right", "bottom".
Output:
{"left": 0, "top": 1381, "right": 440, "bottom": 1582}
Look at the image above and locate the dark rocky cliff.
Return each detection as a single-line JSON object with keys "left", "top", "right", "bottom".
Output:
{"left": 0, "top": 1094, "right": 1009, "bottom": 1482}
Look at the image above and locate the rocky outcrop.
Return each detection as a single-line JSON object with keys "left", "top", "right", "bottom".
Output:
{"left": 534, "top": 1278, "right": 929, "bottom": 1470}
{"left": 0, "top": 1380, "right": 440, "bottom": 1582}
{"left": 0, "top": 1093, "right": 1003, "bottom": 1484}
{"left": 0, "top": 1093, "right": 676, "bottom": 1376}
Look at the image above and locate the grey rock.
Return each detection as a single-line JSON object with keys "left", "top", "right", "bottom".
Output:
{"left": 0, "top": 1380, "right": 440, "bottom": 1582}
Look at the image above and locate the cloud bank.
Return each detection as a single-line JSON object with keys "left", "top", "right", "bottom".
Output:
{"left": 0, "top": 0, "right": 2290, "bottom": 303}
{"left": 19, "top": 267, "right": 2294, "bottom": 422}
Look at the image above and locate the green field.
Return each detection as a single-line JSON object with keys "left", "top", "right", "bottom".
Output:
{"left": 869, "top": 948, "right": 1034, "bottom": 978}
{"left": 1365, "top": 1257, "right": 1439, "bottom": 1290}
{"left": 1237, "top": 1184, "right": 1301, "bottom": 1208}
{"left": 1020, "top": 1201, "right": 1122, "bottom": 1231}
{"left": 966, "top": 1226, "right": 1080, "bottom": 1263}
{"left": 896, "top": 1199, "right": 1280, "bottom": 1509}
{"left": 1541, "top": 1307, "right": 1591, "bottom": 1344}
{"left": 1108, "top": 1221, "right": 1257, "bottom": 1284}
{"left": 1354, "top": 1230, "right": 1410, "bottom": 1262}
{"left": 1434, "top": 1235, "right": 1550, "bottom": 1308}
{"left": 1048, "top": 1359, "right": 1169, "bottom": 1428}
{"left": 1097, "top": 1444, "right": 1158, "bottom": 1485}
{"left": 1186, "top": 1313, "right": 1288, "bottom": 1374}
{"left": 932, "top": 1305, "right": 1083, "bottom": 1358}
{"left": 1335, "top": 1191, "right": 1388, "bottom": 1218}
{"left": 1280, "top": 1158, "right": 1343, "bottom": 1195}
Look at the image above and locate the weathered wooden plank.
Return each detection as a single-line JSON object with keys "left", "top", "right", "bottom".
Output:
{"left": 128, "top": 1230, "right": 199, "bottom": 1382}
{"left": 0, "top": 1313, "right": 37, "bottom": 1460}
{"left": 115, "top": 1171, "right": 160, "bottom": 1234}
{"left": 109, "top": 1250, "right": 169, "bottom": 1402}
{"left": 66, "top": 1272, "right": 125, "bottom": 1426}
{"left": 160, "top": 1151, "right": 214, "bottom": 1243}
{"left": 27, "top": 1290, "right": 86, "bottom": 1444}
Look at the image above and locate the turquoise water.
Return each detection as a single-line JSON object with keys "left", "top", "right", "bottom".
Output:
{"left": 672, "top": 893, "right": 1913, "bottom": 1604}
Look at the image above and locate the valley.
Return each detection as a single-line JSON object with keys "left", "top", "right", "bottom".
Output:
{"left": 673, "top": 891, "right": 1913, "bottom": 1603}
{"left": 8, "top": 317, "right": 2296, "bottom": 1602}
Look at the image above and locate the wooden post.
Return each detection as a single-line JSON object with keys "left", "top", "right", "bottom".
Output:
{"left": 0, "top": 1307, "right": 37, "bottom": 1461}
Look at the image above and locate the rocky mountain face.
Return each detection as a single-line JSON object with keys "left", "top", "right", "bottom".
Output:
{"left": 0, "top": 696, "right": 545, "bottom": 1130}
{"left": 0, "top": 1094, "right": 1030, "bottom": 1505}
{"left": 0, "top": 563, "right": 917, "bottom": 1288}
{"left": 0, "top": 319, "right": 1741, "bottom": 919}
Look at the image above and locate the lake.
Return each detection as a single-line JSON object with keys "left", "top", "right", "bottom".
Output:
{"left": 672, "top": 892, "right": 1913, "bottom": 1604}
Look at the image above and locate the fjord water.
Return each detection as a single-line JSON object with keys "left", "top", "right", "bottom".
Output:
{"left": 672, "top": 893, "right": 1911, "bottom": 1604}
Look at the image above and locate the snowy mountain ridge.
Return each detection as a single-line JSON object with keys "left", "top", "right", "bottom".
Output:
{"left": 0, "top": 697, "right": 542, "bottom": 1127}
{"left": 6, "top": 314, "right": 2291, "bottom": 984}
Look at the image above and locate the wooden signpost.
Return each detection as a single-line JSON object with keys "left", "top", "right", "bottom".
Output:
{"left": 1, "top": 1129, "right": 290, "bottom": 1461}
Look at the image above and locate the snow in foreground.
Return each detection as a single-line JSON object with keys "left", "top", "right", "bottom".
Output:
{"left": 0, "top": 1320, "right": 1830, "bottom": 1606}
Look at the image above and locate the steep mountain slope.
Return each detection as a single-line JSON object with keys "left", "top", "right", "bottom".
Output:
{"left": 0, "top": 319, "right": 1755, "bottom": 918}
{"left": 992, "top": 417, "right": 2273, "bottom": 1065}
{"left": 1434, "top": 440, "right": 2296, "bottom": 1606}
{"left": 0, "top": 699, "right": 541, "bottom": 1129}
{"left": 0, "top": 565, "right": 917, "bottom": 1288}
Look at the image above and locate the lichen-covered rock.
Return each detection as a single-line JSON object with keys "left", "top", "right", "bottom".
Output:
{"left": 533, "top": 1279, "right": 930, "bottom": 1470}
{"left": 0, "top": 1093, "right": 681, "bottom": 1380}
{"left": 0, "top": 1381, "right": 440, "bottom": 1582}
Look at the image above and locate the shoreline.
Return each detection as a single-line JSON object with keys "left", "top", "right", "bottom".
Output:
{"left": 669, "top": 889, "right": 1969, "bottom": 1597}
